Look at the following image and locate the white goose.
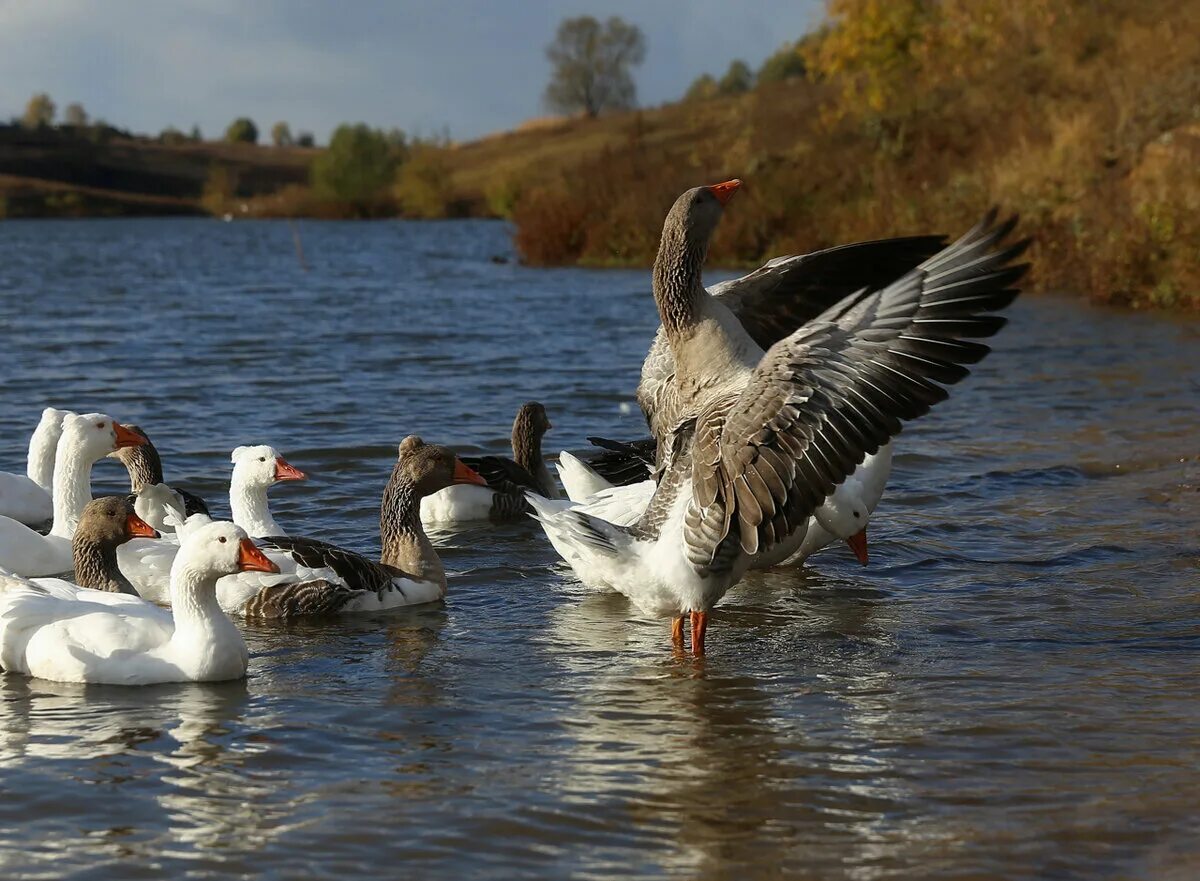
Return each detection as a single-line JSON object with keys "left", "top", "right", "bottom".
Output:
{"left": 0, "top": 520, "right": 278, "bottom": 685}
{"left": 0, "top": 413, "right": 146, "bottom": 577}
{"left": 530, "top": 182, "right": 1027, "bottom": 655}
{"left": 187, "top": 436, "right": 486, "bottom": 618}
{"left": 421, "top": 402, "right": 558, "bottom": 524}
{"left": 0, "top": 408, "right": 70, "bottom": 528}
{"left": 118, "top": 444, "right": 307, "bottom": 601}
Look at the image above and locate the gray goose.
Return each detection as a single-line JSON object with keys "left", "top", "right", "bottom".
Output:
{"left": 421, "top": 402, "right": 558, "bottom": 523}
{"left": 553, "top": 216, "right": 948, "bottom": 554}
{"left": 530, "top": 180, "right": 1028, "bottom": 656}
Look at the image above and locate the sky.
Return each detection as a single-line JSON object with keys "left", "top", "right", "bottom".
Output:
{"left": 0, "top": 0, "right": 824, "bottom": 143}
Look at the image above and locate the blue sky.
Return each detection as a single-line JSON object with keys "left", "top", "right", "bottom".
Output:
{"left": 0, "top": 0, "right": 824, "bottom": 143}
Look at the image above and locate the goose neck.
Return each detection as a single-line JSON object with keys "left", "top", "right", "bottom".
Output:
{"left": 512, "top": 425, "right": 557, "bottom": 498}
{"left": 73, "top": 537, "right": 136, "bottom": 594}
{"left": 167, "top": 557, "right": 231, "bottom": 633}
{"left": 26, "top": 418, "right": 60, "bottom": 492}
{"left": 50, "top": 434, "right": 95, "bottom": 539}
{"left": 122, "top": 443, "right": 164, "bottom": 492}
{"left": 230, "top": 480, "right": 281, "bottom": 538}
{"left": 379, "top": 469, "right": 446, "bottom": 592}
{"left": 652, "top": 222, "right": 708, "bottom": 341}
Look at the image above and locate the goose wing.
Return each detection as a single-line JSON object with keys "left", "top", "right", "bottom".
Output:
{"left": 584, "top": 436, "right": 657, "bottom": 487}
{"left": 638, "top": 235, "right": 948, "bottom": 437}
{"left": 257, "top": 536, "right": 397, "bottom": 593}
{"left": 683, "top": 213, "right": 1028, "bottom": 573}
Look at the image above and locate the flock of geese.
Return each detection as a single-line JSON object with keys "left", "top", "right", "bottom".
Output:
{"left": 0, "top": 179, "right": 1028, "bottom": 684}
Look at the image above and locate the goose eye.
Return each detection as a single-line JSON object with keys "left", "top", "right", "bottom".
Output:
{"left": 259, "top": 457, "right": 266, "bottom": 462}
{"left": 218, "top": 536, "right": 227, "bottom": 543}
{"left": 853, "top": 511, "right": 861, "bottom": 518}
{"left": 96, "top": 421, "right": 105, "bottom": 429}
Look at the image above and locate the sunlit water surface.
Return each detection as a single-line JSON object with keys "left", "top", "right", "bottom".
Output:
{"left": 0, "top": 219, "right": 1197, "bottom": 880}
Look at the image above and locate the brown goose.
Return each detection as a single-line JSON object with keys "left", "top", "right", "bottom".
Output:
{"left": 421, "top": 402, "right": 558, "bottom": 523}
{"left": 109, "top": 424, "right": 211, "bottom": 518}
{"left": 32, "top": 496, "right": 159, "bottom": 595}
{"left": 530, "top": 180, "right": 1028, "bottom": 656}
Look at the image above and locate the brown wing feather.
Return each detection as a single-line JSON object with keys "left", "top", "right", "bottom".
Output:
{"left": 683, "top": 213, "right": 1028, "bottom": 573}
{"left": 638, "top": 236, "right": 947, "bottom": 440}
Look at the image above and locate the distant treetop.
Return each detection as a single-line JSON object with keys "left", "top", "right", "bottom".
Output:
{"left": 544, "top": 15, "right": 646, "bottom": 118}
{"left": 63, "top": 102, "right": 88, "bottom": 127}
{"left": 757, "top": 41, "right": 808, "bottom": 85}
{"left": 225, "top": 117, "right": 258, "bottom": 144}
{"left": 22, "top": 93, "right": 55, "bottom": 129}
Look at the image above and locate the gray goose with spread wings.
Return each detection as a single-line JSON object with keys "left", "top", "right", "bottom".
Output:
{"left": 557, "top": 227, "right": 946, "bottom": 554}
{"left": 530, "top": 186, "right": 1027, "bottom": 657}
{"left": 421, "top": 402, "right": 558, "bottom": 523}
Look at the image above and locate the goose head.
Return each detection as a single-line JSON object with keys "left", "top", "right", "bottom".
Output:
{"left": 662, "top": 179, "right": 742, "bottom": 250}
{"left": 62, "top": 412, "right": 148, "bottom": 461}
{"left": 177, "top": 520, "right": 280, "bottom": 579}
{"left": 813, "top": 476, "right": 870, "bottom": 565}
{"left": 230, "top": 445, "right": 307, "bottom": 489}
{"left": 106, "top": 423, "right": 160, "bottom": 472}
{"left": 514, "top": 401, "right": 552, "bottom": 438}
{"left": 512, "top": 401, "right": 552, "bottom": 465}
{"left": 77, "top": 495, "right": 160, "bottom": 546}
{"left": 397, "top": 435, "right": 487, "bottom": 497}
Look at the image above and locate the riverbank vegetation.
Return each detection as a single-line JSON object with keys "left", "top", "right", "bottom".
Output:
{"left": 1, "top": 1, "right": 1196, "bottom": 309}
{"left": 504, "top": 0, "right": 1200, "bottom": 310}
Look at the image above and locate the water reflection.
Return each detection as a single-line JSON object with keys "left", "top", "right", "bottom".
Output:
{"left": 539, "top": 569, "right": 929, "bottom": 877}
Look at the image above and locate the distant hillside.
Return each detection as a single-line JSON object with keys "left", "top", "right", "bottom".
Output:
{"left": 442, "top": 0, "right": 1200, "bottom": 311}
{"left": 3, "top": 0, "right": 1196, "bottom": 311}
{"left": 0, "top": 125, "right": 312, "bottom": 217}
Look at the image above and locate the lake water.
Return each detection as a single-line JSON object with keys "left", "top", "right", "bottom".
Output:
{"left": 0, "top": 218, "right": 1197, "bottom": 880}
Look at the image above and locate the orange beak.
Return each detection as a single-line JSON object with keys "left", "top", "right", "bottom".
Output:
{"left": 845, "top": 527, "right": 868, "bottom": 565}
{"left": 237, "top": 538, "right": 280, "bottom": 573}
{"left": 114, "top": 422, "right": 148, "bottom": 449}
{"left": 273, "top": 456, "right": 307, "bottom": 482}
{"left": 707, "top": 179, "right": 742, "bottom": 206}
{"left": 126, "top": 513, "right": 159, "bottom": 539}
{"left": 453, "top": 459, "right": 488, "bottom": 486}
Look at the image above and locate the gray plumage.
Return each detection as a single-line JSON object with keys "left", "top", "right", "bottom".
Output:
{"left": 637, "top": 236, "right": 948, "bottom": 445}
{"left": 676, "top": 210, "right": 1027, "bottom": 574}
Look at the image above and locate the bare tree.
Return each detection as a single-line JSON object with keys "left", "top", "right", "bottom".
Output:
{"left": 22, "top": 93, "right": 56, "bottom": 128}
{"left": 544, "top": 16, "right": 646, "bottom": 118}
{"left": 271, "top": 121, "right": 293, "bottom": 147}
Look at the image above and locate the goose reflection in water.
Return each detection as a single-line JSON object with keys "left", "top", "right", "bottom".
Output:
{"left": 531, "top": 568, "right": 938, "bottom": 877}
